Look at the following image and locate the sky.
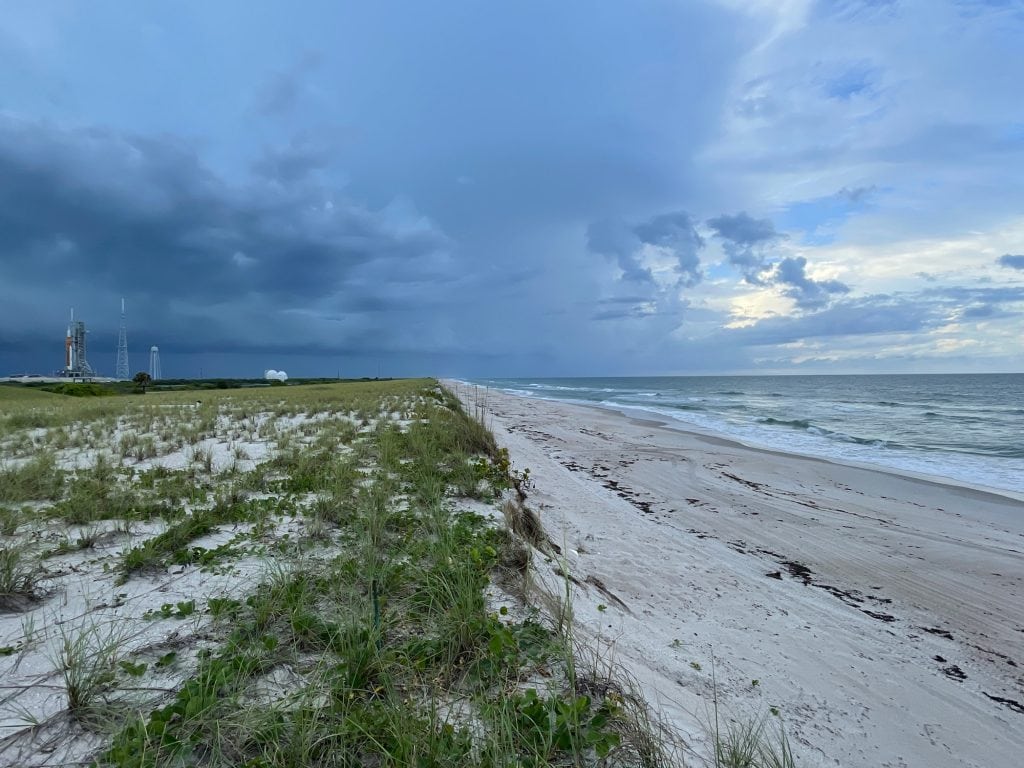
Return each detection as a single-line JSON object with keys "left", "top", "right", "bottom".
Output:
{"left": 1, "top": 0, "right": 1022, "bottom": 378}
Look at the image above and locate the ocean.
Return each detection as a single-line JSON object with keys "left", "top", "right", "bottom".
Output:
{"left": 468, "top": 374, "right": 1024, "bottom": 495}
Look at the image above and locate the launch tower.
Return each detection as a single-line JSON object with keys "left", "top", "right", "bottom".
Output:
{"left": 64, "top": 309, "right": 94, "bottom": 378}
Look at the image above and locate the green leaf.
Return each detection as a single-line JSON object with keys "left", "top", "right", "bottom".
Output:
{"left": 119, "top": 660, "right": 148, "bottom": 677}
{"left": 595, "top": 732, "right": 621, "bottom": 757}
{"left": 156, "top": 651, "right": 178, "bottom": 668}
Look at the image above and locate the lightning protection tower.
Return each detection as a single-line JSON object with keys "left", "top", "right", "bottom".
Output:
{"left": 149, "top": 346, "right": 161, "bottom": 380}
{"left": 115, "top": 298, "right": 130, "bottom": 380}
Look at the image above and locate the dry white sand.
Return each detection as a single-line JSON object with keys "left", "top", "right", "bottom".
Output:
{"left": 447, "top": 383, "right": 1024, "bottom": 768}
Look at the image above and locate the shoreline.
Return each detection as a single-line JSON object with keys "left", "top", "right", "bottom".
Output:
{"left": 457, "top": 380, "right": 1024, "bottom": 505}
{"left": 446, "top": 381, "right": 1024, "bottom": 768}
{"left": 603, "top": 400, "right": 1024, "bottom": 507}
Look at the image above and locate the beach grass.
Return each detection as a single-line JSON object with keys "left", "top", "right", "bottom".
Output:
{"left": 0, "top": 542, "right": 44, "bottom": 611}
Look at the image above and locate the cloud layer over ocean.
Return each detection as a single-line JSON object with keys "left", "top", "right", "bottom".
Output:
{"left": 1, "top": 1, "right": 1022, "bottom": 376}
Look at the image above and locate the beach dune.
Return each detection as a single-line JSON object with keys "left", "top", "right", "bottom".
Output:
{"left": 447, "top": 383, "right": 1024, "bottom": 768}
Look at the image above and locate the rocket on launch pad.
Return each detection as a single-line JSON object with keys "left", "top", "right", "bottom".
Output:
{"left": 63, "top": 308, "right": 93, "bottom": 378}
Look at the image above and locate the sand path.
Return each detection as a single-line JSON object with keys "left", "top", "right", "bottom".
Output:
{"left": 449, "top": 384, "right": 1024, "bottom": 768}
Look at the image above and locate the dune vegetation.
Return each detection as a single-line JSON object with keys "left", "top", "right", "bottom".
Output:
{"left": 0, "top": 379, "right": 793, "bottom": 767}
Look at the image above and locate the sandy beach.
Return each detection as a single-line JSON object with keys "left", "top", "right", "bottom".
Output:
{"left": 447, "top": 383, "right": 1024, "bottom": 768}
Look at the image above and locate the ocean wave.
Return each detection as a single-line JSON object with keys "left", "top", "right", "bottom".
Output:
{"left": 527, "top": 384, "right": 585, "bottom": 391}
{"left": 973, "top": 446, "right": 1024, "bottom": 459}
{"left": 502, "top": 388, "right": 538, "bottom": 398}
{"left": 843, "top": 435, "right": 892, "bottom": 448}
{"left": 921, "top": 411, "right": 991, "bottom": 424}
{"left": 814, "top": 428, "right": 897, "bottom": 448}
{"left": 758, "top": 417, "right": 898, "bottom": 449}
{"left": 759, "top": 417, "right": 812, "bottom": 430}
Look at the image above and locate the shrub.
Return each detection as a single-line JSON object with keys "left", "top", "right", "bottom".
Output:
{"left": 42, "top": 382, "right": 117, "bottom": 397}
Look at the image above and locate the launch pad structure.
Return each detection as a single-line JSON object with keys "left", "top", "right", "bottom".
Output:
{"left": 55, "top": 301, "right": 156, "bottom": 381}
{"left": 64, "top": 309, "right": 94, "bottom": 379}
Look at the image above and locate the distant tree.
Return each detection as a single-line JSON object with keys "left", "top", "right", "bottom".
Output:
{"left": 132, "top": 371, "right": 152, "bottom": 393}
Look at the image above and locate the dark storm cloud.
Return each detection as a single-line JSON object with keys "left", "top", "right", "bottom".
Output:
{"left": 586, "top": 219, "right": 653, "bottom": 284}
{"left": 632, "top": 212, "right": 704, "bottom": 288}
{"left": 707, "top": 211, "right": 778, "bottom": 246}
{"left": 998, "top": 254, "right": 1024, "bottom": 269}
{"left": 0, "top": 115, "right": 448, "bottom": 306}
{"left": 773, "top": 256, "right": 851, "bottom": 308}
{"left": 0, "top": 113, "right": 460, "bottom": 377}
{"left": 587, "top": 211, "right": 704, "bottom": 287}
{"left": 707, "top": 212, "right": 784, "bottom": 283}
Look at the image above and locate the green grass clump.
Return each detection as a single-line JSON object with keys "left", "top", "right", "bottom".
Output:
{"left": 0, "top": 452, "right": 65, "bottom": 503}
{"left": 54, "top": 619, "right": 131, "bottom": 721}
{"left": 1, "top": 410, "right": 67, "bottom": 432}
{"left": 51, "top": 480, "right": 133, "bottom": 524}
{"left": 710, "top": 714, "right": 797, "bottom": 768}
{"left": 50, "top": 472, "right": 177, "bottom": 525}
{"left": 0, "top": 506, "right": 21, "bottom": 535}
{"left": 119, "top": 497, "right": 266, "bottom": 579}
{"left": 120, "top": 515, "right": 217, "bottom": 578}
{"left": 0, "top": 543, "right": 43, "bottom": 609}
{"left": 137, "top": 467, "right": 211, "bottom": 507}
{"left": 271, "top": 446, "right": 352, "bottom": 494}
